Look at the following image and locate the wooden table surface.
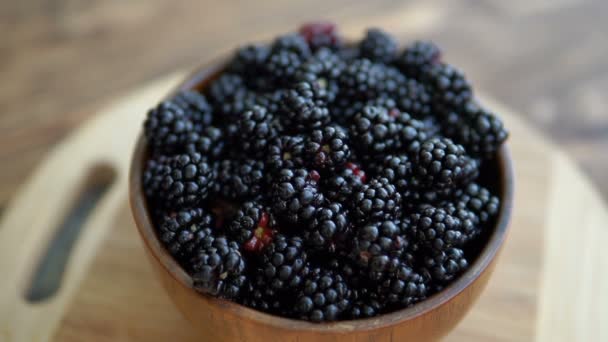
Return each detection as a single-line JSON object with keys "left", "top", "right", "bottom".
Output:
{"left": 1, "top": 0, "right": 607, "bottom": 208}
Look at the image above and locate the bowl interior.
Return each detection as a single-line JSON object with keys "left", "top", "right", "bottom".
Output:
{"left": 130, "top": 60, "right": 514, "bottom": 332}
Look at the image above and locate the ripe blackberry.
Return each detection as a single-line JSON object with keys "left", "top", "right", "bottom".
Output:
{"left": 350, "top": 105, "right": 402, "bottom": 156}
{"left": 421, "top": 247, "right": 468, "bottom": 285}
{"left": 227, "top": 44, "right": 270, "bottom": 83}
{"left": 349, "top": 220, "right": 409, "bottom": 280}
{"left": 190, "top": 235, "right": 246, "bottom": 298}
{"left": 392, "top": 78, "right": 432, "bottom": 119}
{"left": 271, "top": 168, "right": 325, "bottom": 224}
{"left": 396, "top": 41, "right": 441, "bottom": 78}
{"left": 271, "top": 33, "right": 311, "bottom": 57}
{"left": 265, "top": 50, "right": 303, "bottom": 86}
{"left": 266, "top": 135, "right": 306, "bottom": 172}
{"left": 215, "top": 158, "right": 266, "bottom": 200}
{"left": 294, "top": 267, "right": 351, "bottom": 322}
{"left": 422, "top": 63, "right": 472, "bottom": 112}
{"left": 237, "top": 105, "right": 279, "bottom": 157}
{"left": 412, "top": 137, "right": 479, "bottom": 190}
{"left": 239, "top": 273, "right": 287, "bottom": 314}
{"left": 262, "top": 234, "right": 309, "bottom": 290}
{"left": 305, "top": 202, "right": 351, "bottom": 250}
{"left": 440, "top": 202, "right": 480, "bottom": 243}
{"left": 228, "top": 201, "right": 276, "bottom": 253}
{"left": 299, "top": 22, "right": 342, "bottom": 51}
{"left": 143, "top": 152, "right": 215, "bottom": 208}
{"left": 323, "top": 162, "right": 366, "bottom": 203}
{"left": 185, "top": 126, "right": 224, "bottom": 159}
{"left": 279, "top": 82, "right": 330, "bottom": 132}
{"left": 338, "top": 59, "right": 387, "bottom": 101}
{"left": 394, "top": 111, "right": 429, "bottom": 154}
{"left": 409, "top": 204, "right": 467, "bottom": 251}
{"left": 295, "top": 48, "right": 345, "bottom": 103}
{"left": 443, "top": 101, "right": 509, "bottom": 159}
{"left": 351, "top": 177, "right": 402, "bottom": 223}
{"left": 349, "top": 289, "right": 383, "bottom": 319}
{"left": 172, "top": 90, "right": 213, "bottom": 126}
{"left": 377, "top": 264, "right": 427, "bottom": 306}
{"left": 304, "top": 125, "right": 351, "bottom": 170}
{"left": 359, "top": 28, "right": 398, "bottom": 64}
{"left": 157, "top": 208, "right": 215, "bottom": 261}
{"left": 144, "top": 101, "right": 194, "bottom": 153}
{"left": 456, "top": 183, "right": 500, "bottom": 224}
{"left": 372, "top": 154, "right": 412, "bottom": 195}
{"left": 208, "top": 74, "right": 256, "bottom": 119}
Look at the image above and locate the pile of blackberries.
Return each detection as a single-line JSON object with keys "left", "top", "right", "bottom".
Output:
{"left": 142, "top": 22, "right": 508, "bottom": 322}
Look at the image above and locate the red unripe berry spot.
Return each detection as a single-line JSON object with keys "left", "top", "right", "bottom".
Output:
{"left": 309, "top": 170, "right": 321, "bottom": 182}
{"left": 299, "top": 21, "right": 337, "bottom": 41}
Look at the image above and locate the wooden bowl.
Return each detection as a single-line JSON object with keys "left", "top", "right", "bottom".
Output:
{"left": 129, "top": 61, "right": 514, "bottom": 342}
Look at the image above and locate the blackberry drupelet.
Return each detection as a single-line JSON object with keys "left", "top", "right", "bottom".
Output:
{"left": 228, "top": 201, "right": 276, "bottom": 253}
{"left": 143, "top": 152, "right": 215, "bottom": 208}
{"left": 185, "top": 126, "right": 224, "bottom": 159}
{"left": 215, "top": 158, "right": 266, "bottom": 200}
{"left": 279, "top": 82, "right": 330, "bottom": 132}
{"left": 456, "top": 183, "right": 500, "bottom": 224}
{"left": 266, "top": 135, "right": 306, "bottom": 172}
{"left": 157, "top": 207, "right": 215, "bottom": 261}
{"left": 305, "top": 202, "right": 351, "bottom": 250}
{"left": 359, "top": 28, "right": 398, "bottom": 64}
{"left": 299, "top": 22, "right": 342, "bottom": 51}
{"left": 304, "top": 125, "right": 351, "bottom": 170}
{"left": 348, "top": 286, "right": 384, "bottom": 319}
{"left": 421, "top": 247, "right": 468, "bottom": 285}
{"left": 323, "top": 162, "right": 366, "bottom": 203}
{"left": 423, "top": 63, "right": 472, "bottom": 112}
{"left": 271, "top": 168, "right": 325, "bottom": 224}
{"left": 262, "top": 234, "right": 309, "bottom": 290}
{"left": 412, "top": 137, "right": 479, "bottom": 190}
{"left": 294, "top": 267, "right": 352, "bottom": 322}
{"left": 190, "top": 235, "right": 246, "bottom": 298}
{"left": 237, "top": 105, "right": 279, "bottom": 157}
{"left": 351, "top": 177, "right": 402, "bottom": 223}
{"left": 396, "top": 41, "right": 441, "bottom": 78}
{"left": 144, "top": 100, "right": 194, "bottom": 153}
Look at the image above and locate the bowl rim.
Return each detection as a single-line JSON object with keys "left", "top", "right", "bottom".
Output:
{"left": 129, "top": 61, "right": 514, "bottom": 333}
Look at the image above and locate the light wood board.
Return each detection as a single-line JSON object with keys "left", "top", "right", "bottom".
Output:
{"left": 0, "top": 72, "right": 606, "bottom": 342}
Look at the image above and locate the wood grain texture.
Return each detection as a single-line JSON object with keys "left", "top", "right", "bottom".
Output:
{"left": 1, "top": 71, "right": 605, "bottom": 342}
{"left": 1, "top": 0, "right": 608, "bottom": 210}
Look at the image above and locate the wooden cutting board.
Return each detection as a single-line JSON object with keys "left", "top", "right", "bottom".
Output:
{"left": 0, "top": 72, "right": 606, "bottom": 342}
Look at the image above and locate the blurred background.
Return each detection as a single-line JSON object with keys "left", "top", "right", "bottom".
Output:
{"left": 1, "top": 0, "right": 607, "bottom": 211}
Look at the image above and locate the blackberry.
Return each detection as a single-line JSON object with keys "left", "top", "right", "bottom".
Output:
{"left": 338, "top": 59, "right": 386, "bottom": 101}
{"left": 350, "top": 105, "right": 401, "bottom": 156}
{"left": 351, "top": 177, "right": 402, "bottom": 223}
{"left": 271, "top": 168, "right": 325, "bottom": 224}
{"left": 215, "top": 158, "right": 266, "bottom": 200}
{"left": 157, "top": 208, "right": 215, "bottom": 261}
{"left": 239, "top": 273, "right": 287, "bottom": 314}
{"left": 397, "top": 41, "right": 441, "bottom": 78}
{"left": 227, "top": 44, "right": 270, "bottom": 83}
{"left": 440, "top": 202, "right": 480, "bottom": 243}
{"left": 185, "top": 126, "right": 224, "bottom": 159}
{"left": 349, "top": 289, "right": 383, "bottom": 319}
{"left": 295, "top": 48, "right": 345, "bottom": 103}
{"left": 266, "top": 135, "right": 306, "bottom": 172}
{"left": 144, "top": 101, "right": 194, "bottom": 153}
{"left": 372, "top": 154, "right": 412, "bottom": 195}
{"left": 265, "top": 50, "right": 303, "bottom": 85}
{"left": 190, "top": 235, "right": 246, "bottom": 298}
{"left": 394, "top": 111, "right": 429, "bottom": 154}
{"left": 279, "top": 82, "right": 330, "bottom": 132}
{"left": 143, "top": 152, "right": 215, "bottom": 208}
{"left": 412, "top": 137, "right": 479, "bottom": 190}
{"left": 409, "top": 204, "right": 466, "bottom": 251}
{"left": 294, "top": 268, "right": 351, "bottom": 322}
{"left": 305, "top": 202, "right": 351, "bottom": 250}
{"left": 423, "top": 63, "right": 472, "bottom": 112}
{"left": 271, "top": 33, "right": 311, "bottom": 57}
{"left": 304, "top": 125, "right": 351, "bottom": 170}
{"left": 421, "top": 247, "right": 468, "bottom": 285}
{"left": 456, "top": 183, "right": 500, "bottom": 224}
{"left": 208, "top": 74, "right": 256, "bottom": 119}
{"left": 299, "top": 22, "right": 342, "bottom": 51}
{"left": 228, "top": 201, "right": 276, "bottom": 253}
{"left": 359, "top": 28, "right": 398, "bottom": 63}
{"left": 377, "top": 264, "right": 427, "bottom": 306}
{"left": 349, "top": 220, "right": 409, "bottom": 280}
{"left": 172, "top": 90, "right": 213, "bottom": 126}
{"left": 323, "top": 162, "right": 366, "bottom": 203}
{"left": 262, "top": 234, "right": 309, "bottom": 290}
{"left": 237, "top": 105, "right": 279, "bottom": 156}
{"left": 392, "top": 78, "right": 432, "bottom": 119}
{"left": 443, "top": 101, "right": 508, "bottom": 159}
